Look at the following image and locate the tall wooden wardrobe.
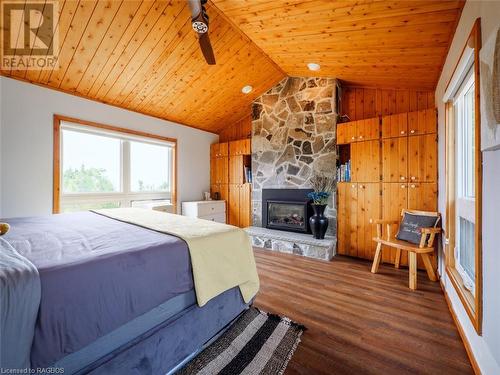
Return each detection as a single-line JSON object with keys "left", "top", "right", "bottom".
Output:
{"left": 210, "top": 139, "right": 252, "bottom": 228}
{"left": 337, "top": 108, "right": 438, "bottom": 267}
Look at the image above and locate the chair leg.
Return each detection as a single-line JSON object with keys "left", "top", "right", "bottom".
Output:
{"left": 371, "top": 243, "right": 382, "bottom": 274}
{"left": 394, "top": 249, "right": 401, "bottom": 269}
{"left": 409, "top": 251, "right": 417, "bottom": 290}
{"left": 421, "top": 253, "right": 437, "bottom": 281}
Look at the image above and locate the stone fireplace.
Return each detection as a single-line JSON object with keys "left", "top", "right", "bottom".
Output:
{"left": 251, "top": 76, "right": 338, "bottom": 237}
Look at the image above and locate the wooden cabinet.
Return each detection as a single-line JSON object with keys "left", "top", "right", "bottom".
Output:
{"left": 337, "top": 117, "right": 379, "bottom": 144}
{"left": 382, "top": 137, "right": 408, "bottom": 182}
{"left": 337, "top": 183, "right": 358, "bottom": 256}
{"left": 337, "top": 183, "right": 380, "bottom": 260}
{"left": 229, "top": 139, "right": 250, "bottom": 156}
{"left": 408, "top": 134, "right": 437, "bottom": 182}
{"left": 211, "top": 139, "right": 251, "bottom": 228}
{"left": 357, "top": 183, "right": 381, "bottom": 260}
{"left": 408, "top": 108, "right": 437, "bottom": 135}
{"left": 228, "top": 184, "right": 251, "bottom": 227}
{"left": 382, "top": 113, "right": 408, "bottom": 138}
{"left": 351, "top": 140, "right": 380, "bottom": 182}
{"left": 408, "top": 182, "right": 437, "bottom": 211}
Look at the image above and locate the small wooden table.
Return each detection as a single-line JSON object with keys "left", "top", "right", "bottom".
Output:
{"left": 370, "top": 210, "right": 441, "bottom": 290}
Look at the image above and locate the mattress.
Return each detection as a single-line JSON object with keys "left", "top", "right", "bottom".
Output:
{"left": 3, "top": 212, "right": 194, "bottom": 369}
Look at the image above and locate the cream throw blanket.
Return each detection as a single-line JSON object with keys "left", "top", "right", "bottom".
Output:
{"left": 93, "top": 208, "right": 259, "bottom": 307}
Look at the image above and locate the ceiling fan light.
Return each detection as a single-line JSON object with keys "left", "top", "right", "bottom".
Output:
{"left": 307, "top": 62, "right": 321, "bottom": 71}
{"left": 242, "top": 85, "right": 253, "bottom": 94}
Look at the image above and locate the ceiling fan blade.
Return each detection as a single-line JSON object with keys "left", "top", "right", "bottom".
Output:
{"left": 199, "top": 32, "right": 216, "bottom": 65}
{"left": 187, "top": 0, "right": 202, "bottom": 18}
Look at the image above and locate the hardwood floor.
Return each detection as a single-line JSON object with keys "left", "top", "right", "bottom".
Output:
{"left": 253, "top": 249, "right": 473, "bottom": 375}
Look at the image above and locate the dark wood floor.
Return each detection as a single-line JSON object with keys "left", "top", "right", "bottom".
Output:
{"left": 253, "top": 249, "right": 473, "bottom": 375}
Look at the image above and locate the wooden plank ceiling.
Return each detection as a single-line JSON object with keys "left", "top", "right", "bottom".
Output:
{"left": 0, "top": 0, "right": 464, "bottom": 133}
{"left": 211, "top": 0, "right": 465, "bottom": 90}
{"left": 0, "top": 0, "right": 285, "bottom": 133}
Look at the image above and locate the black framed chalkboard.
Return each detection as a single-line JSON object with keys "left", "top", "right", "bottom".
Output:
{"left": 396, "top": 213, "right": 440, "bottom": 245}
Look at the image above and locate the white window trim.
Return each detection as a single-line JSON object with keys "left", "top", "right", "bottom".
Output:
{"left": 60, "top": 121, "right": 174, "bottom": 211}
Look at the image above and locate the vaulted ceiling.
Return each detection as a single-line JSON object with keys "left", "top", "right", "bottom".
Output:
{"left": 0, "top": 0, "right": 464, "bottom": 133}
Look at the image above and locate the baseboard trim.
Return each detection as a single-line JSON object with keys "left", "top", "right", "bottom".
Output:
{"left": 440, "top": 280, "right": 481, "bottom": 375}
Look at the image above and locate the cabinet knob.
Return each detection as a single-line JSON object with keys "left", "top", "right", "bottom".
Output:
{"left": 401, "top": 184, "right": 406, "bottom": 188}
{"left": 351, "top": 136, "right": 355, "bottom": 140}
{"left": 400, "top": 176, "right": 406, "bottom": 180}
{"left": 359, "top": 136, "right": 363, "bottom": 139}
{"left": 400, "top": 130, "right": 405, "bottom": 135}
{"left": 410, "top": 130, "right": 415, "bottom": 134}
{"left": 351, "top": 184, "right": 356, "bottom": 188}
{"left": 411, "top": 176, "right": 416, "bottom": 181}
{"left": 410, "top": 184, "right": 416, "bottom": 188}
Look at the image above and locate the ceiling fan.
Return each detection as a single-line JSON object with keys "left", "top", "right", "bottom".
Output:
{"left": 188, "top": 0, "right": 216, "bottom": 65}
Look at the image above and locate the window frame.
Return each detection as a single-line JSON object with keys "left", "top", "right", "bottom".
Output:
{"left": 443, "top": 18, "right": 482, "bottom": 334}
{"left": 53, "top": 115, "right": 177, "bottom": 214}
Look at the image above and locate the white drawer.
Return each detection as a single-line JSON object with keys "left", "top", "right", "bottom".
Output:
{"left": 197, "top": 202, "right": 225, "bottom": 216}
{"left": 199, "top": 212, "right": 226, "bottom": 224}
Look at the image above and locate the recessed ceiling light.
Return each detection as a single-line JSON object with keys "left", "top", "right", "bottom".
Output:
{"left": 241, "top": 85, "right": 253, "bottom": 94}
{"left": 307, "top": 63, "right": 321, "bottom": 71}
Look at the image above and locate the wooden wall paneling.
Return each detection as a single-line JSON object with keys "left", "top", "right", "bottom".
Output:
{"left": 218, "top": 115, "right": 252, "bottom": 141}
{"left": 408, "top": 108, "right": 438, "bottom": 135}
{"left": 357, "top": 183, "right": 381, "bottom": 260}
{"left": 382, "top": 183, "right": 408, "bottom": 264}
{"left": 408, "top": 134, "right": 438, "bottom": 182}
{"left": 382, "top": 113, "right": 408, "bottom": 138}
{"left": 382, "top": 137, "right": 408, "bottom": 183}
{"left": 239, "top": 184, "right": 251, "bottom": 227}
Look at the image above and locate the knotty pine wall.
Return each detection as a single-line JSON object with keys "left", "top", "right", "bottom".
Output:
{"left": 341, "top": 86, "right": 435, "bottom": 122}
{"left": 218, "top": 115, "right": 252, "bottom": 142}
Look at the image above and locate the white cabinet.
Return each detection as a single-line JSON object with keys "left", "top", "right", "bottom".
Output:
{"left": 181, "top": 200, "right": 226, "bottom": 223}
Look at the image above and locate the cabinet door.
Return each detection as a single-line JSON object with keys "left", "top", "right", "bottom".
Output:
{"left": 229, "top": 141, "right": 239, "bottom": 156}
{"left": 228, "top": 184, "right": 240, "bottom": 226}
{"left": 229, "top": 155, "right": 243, "bottom": 184}
{"left": 216, "top": 157, "right": 228, "bottom": 184}
{"left": 210, "top": 157, "right": 217, "bottom": 185}
{"left": 358, "top": 118, "right": 379, "bottom": 141}
{"left": 408, "top": 108, "right": 437, "bottom": 136}
{"left": 352, "top": 140, "right": 380, "bottom": 182}
{"left": 337, "top": 183, "right": 358, "bottom": 256}
{"left": 382, "top": 137, "right": 408, "bottom": 182}
{"left": 408, "top": 134, "right": 437, "bottom": 182}
{"left": 408, "top": 182, "right": 437, "bottom": 211}
{"left": 239, "top": 184, "right": 251, "bottom": 227}
{"left": 210, "top": 143, "right": 219, "bottom": 158}
{"left": 241, "top": 139, "right": 251, "bottom": 155}
{"left": 357, "top": 183, "right": 381, "bottom": 260}
{"left": 347, "top": 121, "right": 357, "bottom": 143}
{"left": 337, "top": 122, "right": 349, "bottom": 144}
{"left": 382, "top": 113, "right": 408, "bottom": 138}
{"left": 219, "top": 142, "right": 229, "bottom": 156}
{"left": 382, "top": 183, "right": 408, "bottom": 264}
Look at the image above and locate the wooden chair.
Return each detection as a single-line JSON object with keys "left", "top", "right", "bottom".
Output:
{"left": 370, "top": 209, "right": 441, "bottom": 290}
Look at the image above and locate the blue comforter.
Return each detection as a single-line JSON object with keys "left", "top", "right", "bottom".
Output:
{"left": 2, "top": 212, "right": 194, "bottom": 369}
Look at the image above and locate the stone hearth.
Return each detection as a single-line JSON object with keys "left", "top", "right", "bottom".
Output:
{"left": 245, "top": 226, "right": 336, "bottom": 261}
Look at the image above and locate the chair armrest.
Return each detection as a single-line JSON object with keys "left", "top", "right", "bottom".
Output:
{"left": 420, "top": 227, "right": 442, "bottom": 234}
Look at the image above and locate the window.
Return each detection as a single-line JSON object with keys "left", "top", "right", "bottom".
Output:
{"left": 443, "top": 19, "right": 482, "bottom": 334}
{"left": 453, "top": 69, "right": 476, "bottom": 294}
{"left": 54, "top": 117, "right": 176, "bottom": 214}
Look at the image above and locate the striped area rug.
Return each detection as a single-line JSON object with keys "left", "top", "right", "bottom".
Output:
{"left": 178, "top": 308, "right": 305, "bottom": 375}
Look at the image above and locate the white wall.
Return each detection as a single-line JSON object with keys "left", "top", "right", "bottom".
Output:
{"left": 0, "top": 76, "right": 218, "bottom": 218}
{"left": 435, "top": 1, "right": 500, "bottom": 374}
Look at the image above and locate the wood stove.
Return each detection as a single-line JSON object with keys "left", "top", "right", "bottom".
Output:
{"left": 262, "top": 189, "right": 313, "bottom": 234}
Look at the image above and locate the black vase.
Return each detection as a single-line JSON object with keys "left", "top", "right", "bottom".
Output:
{"left": 309, "top": 204, "right": 329, "bottom": 240}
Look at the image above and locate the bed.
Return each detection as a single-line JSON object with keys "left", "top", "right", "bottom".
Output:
{"left": 0, "top": 209, "right": 259, "bottom": 374}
